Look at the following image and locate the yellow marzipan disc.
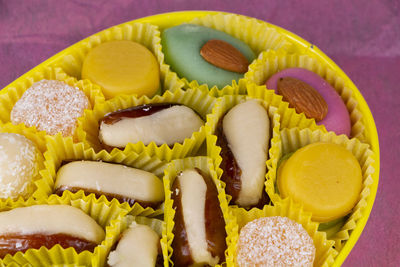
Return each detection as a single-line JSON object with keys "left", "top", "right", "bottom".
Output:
{"left": 82, "top": 40, "right": 160, "bottom": 99}
{"left": 278, "top": 142, "right": 362, "bottom": 222}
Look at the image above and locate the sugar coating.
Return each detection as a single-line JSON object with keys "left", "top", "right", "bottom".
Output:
{"left": 0, "top": 133, "right": 38, "bottom": 199}
{"left": 11, "top": 80, "right": 89, "bottom": 136}
{"left": 236, "top": 216, "right": 315, "bottom": 267}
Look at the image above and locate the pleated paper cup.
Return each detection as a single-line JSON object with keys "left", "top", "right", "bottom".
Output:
{"left": 190, "top": 13, "right": 295, "bottom": 55}
{"left": 35, "top": 133, "right": 166, "bottom": 216}
{"left": 230, "top": 198, "right": 338, "bottom": 267}
{"left": 0, "top": 193, "right": 131, "bottom": 267}
{"left": 245, "top": 50, "right": 365, "bottom": 141}
{"left": 274, "top": 128, "right": 375, "bottom": 251}
{"left": 0, "top": 66, "right": 104, "bottom": 139}
{"left": 193, "top": 79, "right": 248, "bottom": 98}
{"left": 55, "top": 22, "right": 184, "bottom": 97}
{"left": 162, "top": 13, "right": 295, "bottom": 93}
{"left": 0, "top": 123, "right": 46, "bottom": 206}
{"left": 76, "top": 87, "right": 218, "bottom": 161}
{"left": 162, "top": 156, "right": 236, "bottom": 267}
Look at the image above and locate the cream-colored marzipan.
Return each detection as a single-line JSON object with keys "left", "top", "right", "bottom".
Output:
{"left": 0, "top": 205, "right": 105, "bottom": 243}
{"left": 223, "top": 100, "right": 270, "bottom": 207}
{"left": 178, "top": 169, "right": 219, "bottom": 266}
{"left": 99, "top": 105, "right": 204, "bottom": 147}
{"left": 55, "top": 161, "right": 164, "bottom": 202}
{"left": 107, "top": 222, "right": 159, "bottom": 267}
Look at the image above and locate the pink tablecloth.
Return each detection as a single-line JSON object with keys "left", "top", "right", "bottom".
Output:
{"left": 1, "top": 0, "right": 399, "bottom": 266}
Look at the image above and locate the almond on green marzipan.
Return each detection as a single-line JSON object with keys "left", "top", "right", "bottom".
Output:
{"left": 200, "top": 39, "right": 249, "bottom": 73}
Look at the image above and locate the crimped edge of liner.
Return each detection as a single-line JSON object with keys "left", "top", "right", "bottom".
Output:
{"left": 230, "top": 198, "right": 338, "bottom": 267}
{"left": 275, "top": 127, "right": 375, "bottom": 252}
{"left": 0, "top": 66, "right": 105, "bottom": 140}
{"left": 244, "top": 49, "right": 365, "bottom": 141}
{"left": 188, "top": 79, "right": 247, "bottom": 98}
{"left": 76, "top": 87, "right": 218, "bottom": 161}
{"left": 55, "top": 21, "right": 184, "bottom": 96}
{"left": 162, "top": 156, "right": 235, "bottom": 267}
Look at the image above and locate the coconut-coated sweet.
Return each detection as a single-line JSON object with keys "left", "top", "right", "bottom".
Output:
{"left": 237, "top": 216, "right": 315, "bottom": 267}
{"left": 0, "top": 133, "right": 40, "bottom": 200}
{"left": 11, "top": 80, "right": 89, "bottom": 136}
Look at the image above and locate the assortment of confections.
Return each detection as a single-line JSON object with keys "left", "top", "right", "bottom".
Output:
{"left": 0, "top": 12, "right": 376, "bottom": 267}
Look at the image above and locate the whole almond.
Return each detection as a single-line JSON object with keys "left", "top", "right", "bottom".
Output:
{"left": 200, "top": 39, "right": 249, "bottom": 73}
{"left": 277, "top": 77, "right": 328, "bottom": 121}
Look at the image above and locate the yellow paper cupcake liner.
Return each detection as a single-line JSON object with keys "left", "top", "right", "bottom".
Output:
{"left": 274, "top": 128, "right": 375, "bottom": 252}
{"left": 55, "top": 22, "right": 184, "bottom": 97}
{"left": 76, "top": 87, "right": 218, "bottom": 161}
{"left": 166, "top": 13, "right": 295, "bottom": 92}
{"left": 0, "top": 66, "right": 105, "bottom": 139}
{"left": 0, "top": 193, "right": 131, "bottom": 267}
{"left": 205, "top": 93, "right": 281, "bottom": 208}
{"left": 244, "top": 50, "right": 365, "bottom": 141}
{"left": 192, "top": 79, "right": 248, "bottom": 98}
{"left": 128, "top": 215, "right": 164, "bottom": 236}
{"left": 34, "top": 134, "right": 166, "bottom": 217}
{"left": 230, "top": 198, "right": 338, "bottom": 267}
{"left": 190, "top": 13, "right": 295, "bottom": 55}
{"left": 162, "top": 156, "right": 236, "bottom": 267}
{"left": 0, "top": 123, "right": 46, "bottom": 206}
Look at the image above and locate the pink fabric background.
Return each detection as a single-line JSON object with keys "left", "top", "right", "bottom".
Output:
{"left": 0, "top": 0, "right": 399, "bottom": 265}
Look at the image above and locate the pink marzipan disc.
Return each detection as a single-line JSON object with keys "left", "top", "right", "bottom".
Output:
{"left": 266, "top": 68, "right": 351, "bottom": 137}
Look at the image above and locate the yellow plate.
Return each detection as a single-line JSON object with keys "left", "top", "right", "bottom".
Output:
{"left": 1, "top": 11, "right": 379, "bottom": 267}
